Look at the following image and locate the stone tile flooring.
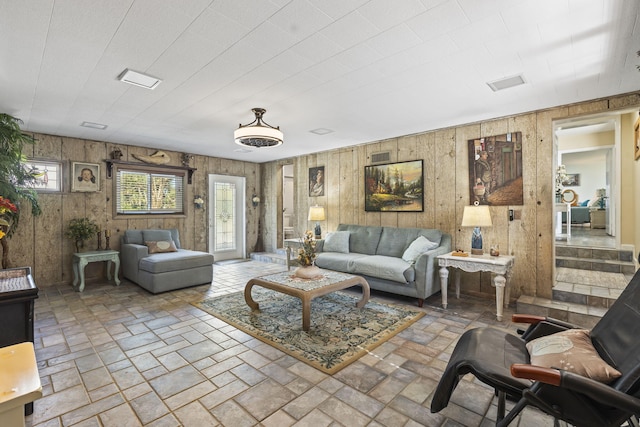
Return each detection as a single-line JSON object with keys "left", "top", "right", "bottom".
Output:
{"left": 27, "top": 261, "right": 557, "bottom": 427}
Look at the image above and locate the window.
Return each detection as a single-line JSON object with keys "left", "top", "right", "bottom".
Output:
{"left": 23, "top": 160, "right": 62, "bottom": 192}
{"left": 115, "top": 165, "right": 185, "bottom": 215}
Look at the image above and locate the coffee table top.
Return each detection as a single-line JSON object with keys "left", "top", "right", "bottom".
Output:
{"left": 255, "top": 270, "right": 358, "bottom": 292}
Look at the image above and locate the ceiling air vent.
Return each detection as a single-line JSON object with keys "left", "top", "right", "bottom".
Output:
{"left": 371, "top": 152, "right": 390, "bottom": 164}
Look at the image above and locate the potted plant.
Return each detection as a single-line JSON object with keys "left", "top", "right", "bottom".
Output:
{"left": 65, "top": 218, "right": 99, "bottom": 252}
{"left": 0, "top": 114, "right": 41, "bottom": 269}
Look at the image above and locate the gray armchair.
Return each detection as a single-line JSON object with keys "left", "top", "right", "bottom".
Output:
{"left": 120, "top": 229, "right": 213, "bottom": 294}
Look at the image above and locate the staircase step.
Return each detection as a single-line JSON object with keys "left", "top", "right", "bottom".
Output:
{"left": 555, "top": 256, "right": 636, "bottom": 274}
{"left": 552, "top": 282, "right": 621, "bottom": 308}
{"left": 516, "top": 295, "right": 606, "bottom": 329}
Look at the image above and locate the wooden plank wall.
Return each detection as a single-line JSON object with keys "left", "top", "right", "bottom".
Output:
{"left": 11, "top": 137, "right": 260, "bottom": 288}
{"left": 262, "top": 91, "right": 640, "bottom": 302}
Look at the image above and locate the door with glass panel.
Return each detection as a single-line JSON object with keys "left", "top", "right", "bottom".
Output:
{"left": 208, "top": 174, "right": 246, "bottom": 261}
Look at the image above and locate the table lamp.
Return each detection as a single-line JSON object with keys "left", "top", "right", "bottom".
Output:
{"left": 461, "top": 202, "right": 492, "bottom": 255}
{"left": 308, "top": 205, "right": 325, "bottom": 239}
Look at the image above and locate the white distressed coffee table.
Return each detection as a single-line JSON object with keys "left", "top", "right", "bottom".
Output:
{"left": 244, "top": 269, "right": 370, "bottom": 331}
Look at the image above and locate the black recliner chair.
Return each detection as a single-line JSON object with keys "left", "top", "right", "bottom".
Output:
{"left": 431, "top": 268, "right": 640, "bottom": 427}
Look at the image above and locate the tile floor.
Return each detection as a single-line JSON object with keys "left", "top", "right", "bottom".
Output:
{"left": 26, "top": 261, "right": 558, "bottom": 427}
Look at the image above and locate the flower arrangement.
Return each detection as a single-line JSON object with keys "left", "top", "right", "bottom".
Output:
{"left": 0, "top": 196, "right": 18, "bottom": 240}
{"left": 555, "top": 165, "right": 568, "bottom": 196}
{"left": 297, "top": 230, "right": 317, "bottom": 267}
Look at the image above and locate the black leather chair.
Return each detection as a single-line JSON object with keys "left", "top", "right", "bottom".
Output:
{"left": 430, "top": 269, "right": 640, "bottom": 427}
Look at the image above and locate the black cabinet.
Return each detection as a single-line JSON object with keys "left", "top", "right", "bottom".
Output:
{"left": 0, "top": 266, "right": 38, "bottom": 415}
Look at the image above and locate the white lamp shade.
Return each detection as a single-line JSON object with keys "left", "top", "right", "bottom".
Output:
{"left": 308, "top": 205, "right": 326, "bottom": 221}
{"left": 461, "top": 205, "right": 492, "bottom": 227}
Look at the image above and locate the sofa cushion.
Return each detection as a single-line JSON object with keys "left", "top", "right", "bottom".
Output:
{"left": 337, "top": 224, "right": 382, "bottom": 255}
{"left": 143, "top": 229, "right": 173, "bottom": 243}
{"left": 315, "top": 252, "right": 367, "bottom": 272}
{"left": 351, "top": 255, "right": 414, "bottom": 284}
{"left": 377, "top": 227, "right": 443, "bottom": 257}
{"left": 402, "top": 236, "right": 439, "bottom": 264}
{"left": 146, "top": 240, "right": 178, "bottom": 254}
{"left": 124, "top": 229, "right": 144, "bottom": 245}
{"left": 323, "top": 231, "right": 350, "bottom": 253}
{"left": 139, "top": 249, "right": 214, "bottom": 274}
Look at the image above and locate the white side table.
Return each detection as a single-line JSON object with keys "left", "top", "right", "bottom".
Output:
{"left": 72, "top": 250, "right": 121, "bottom": 292}
{"left": 0, "top": 342, "right": 42, "bottom": 427}
{"left": 437, "top": 252, "right": 515, "bottom": 321}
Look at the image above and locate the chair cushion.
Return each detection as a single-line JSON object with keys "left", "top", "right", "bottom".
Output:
{"left": 146, "top": 240, "right": 178, "bottom": 254}
{"left": 402, "top": 236, "right": 439, "bottom": 264}
{"left": 323, "top": 231, "right": 350, "bottom": 253}
{"left": 139, "top": 250, "right": 214, "bottom": 274}
{"left": 143, "top": 229, "right": 173, "bottom": 243}
{"left": 351, "top": 255, "right": 413, "bottom": 283}
{"left": 526, "top": 329, "right": 621, "bottom": 383}
{"left": 315, "top": 252, "right": 367, "bottom": 272}
{"left": 336, "top": 224, "right": 382, "bottom": 255}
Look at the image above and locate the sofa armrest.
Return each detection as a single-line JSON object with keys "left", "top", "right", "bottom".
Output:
{"left": 120, "top": 243, "right": 149, "bottom": 282}
{"left": 413, "top": 234, "right": 453, "bottom": 299}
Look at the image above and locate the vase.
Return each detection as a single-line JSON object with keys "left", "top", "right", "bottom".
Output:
{"left": 294, "top": 265, "right": 321, "bottom": 279}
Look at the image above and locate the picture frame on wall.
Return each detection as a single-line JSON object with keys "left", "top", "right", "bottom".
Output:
{"left": 309, "top": 166, "right": 324, "bottom": 197}
{"left": 71, "top": 162, "right": 100, "bottom": 192}
{"left": 562, "top": 173, "right": 580, "bottom": 187}
{"left": 364, "top": 160, "right": 423, "bottom": 212}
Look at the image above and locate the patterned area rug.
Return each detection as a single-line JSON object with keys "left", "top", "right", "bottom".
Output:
{"left": 193, "top": 288, "right": 425, "bottom": 374}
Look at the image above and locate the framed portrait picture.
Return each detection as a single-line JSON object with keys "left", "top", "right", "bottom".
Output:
{"left": 364, "top": 160, "right": 423, "bottom": 212}
{"left": 309, "top": 166, "right": 324, "bottom": 197}
{"left": 71, "top": 162, "right": 100, "bottom": 192}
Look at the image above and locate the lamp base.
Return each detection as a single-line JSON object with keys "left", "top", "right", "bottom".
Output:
{"left": 471, "top": 248, "right": 484, "bottom": 255}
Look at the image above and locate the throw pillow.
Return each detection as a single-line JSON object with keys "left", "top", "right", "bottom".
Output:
{"left": 146, "top": 240, "right": 178, "bottom": 254}
{"left": 402, "top": 235, "right": 439, "bottom": 264}
{"left": 323, "top": 231, "right": 350, "bottom": 253}
{"left": 526, "top": 329, "right": 621, "bottom": 383}
{"left": 580, "top": 199, "right": 590, "bottom": 207}
{"left": 588, "top": 197, "right": 600, "bottom": 207}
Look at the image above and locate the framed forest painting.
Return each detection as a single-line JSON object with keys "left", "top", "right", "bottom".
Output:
{"left": 364, "top": 160, "right": 423, "bottom": 212}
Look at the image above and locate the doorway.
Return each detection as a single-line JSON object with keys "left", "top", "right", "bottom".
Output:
{"left": 283, "top": 164, "right": 295, "bottom": 246}
{"left": 553, "top": 114, "right": 620, "bottom": 249}
{"left": 208, "top": 174, "right": 246, "bottom": 261}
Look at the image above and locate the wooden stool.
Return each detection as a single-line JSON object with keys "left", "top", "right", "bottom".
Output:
{"left": 0, "top": 342, "right": 42, "bottom": 427}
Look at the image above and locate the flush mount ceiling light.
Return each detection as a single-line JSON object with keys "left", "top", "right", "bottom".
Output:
{"left": 310, "top": 128, "right": 334, "bottom": 135}
{"left": 234, "top": 108, "right": 283, "bottom": 148}
{"left": 80, "top": 121, "right": 108, "bottom": 130}
{"left": 117, "top": 68, "right": 162, "bottom": 90}
{"left": 487, "top": 74, "right": 526, "bottom": 92}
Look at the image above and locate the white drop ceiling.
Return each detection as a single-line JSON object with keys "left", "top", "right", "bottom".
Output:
{"left": 1, "top": 0, "right": 639, "bottom": 163}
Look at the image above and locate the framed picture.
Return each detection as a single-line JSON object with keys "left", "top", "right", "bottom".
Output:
{"left": 71, "top": 162, "right": 100, "bottom": 192}
{"left": 309, "top": 166, "right": 324, "bottom": 197}
{"left": 635, "top": 116, "right": 640, "bottom": 161}
{"left": 468, "top": 132, "right": 523, "bottom": 206}
{"left": 364, "top": 160, "right": 423, "bottom": 212}
{"left": 563, "top": 173, "right": 580, "bottom": 187}
{"left": 23, "top": 159, "right": 63, "bottom": 192}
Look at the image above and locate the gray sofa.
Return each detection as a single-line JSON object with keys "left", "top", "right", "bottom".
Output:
{"left": 314, "top": 224, "right": 452, "bottom": 307}
{"left": 120, "top": 229, "right": 214, "bottom": 294}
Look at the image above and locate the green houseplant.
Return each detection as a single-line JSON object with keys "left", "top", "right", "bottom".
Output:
{"left": 0, "top": 113, "right": 41, "bottom": 268}
{"left": 65, "top": 218, "right": 99, "bottom": 252}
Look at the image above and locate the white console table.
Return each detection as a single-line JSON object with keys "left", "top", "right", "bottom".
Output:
{"left": 437, "top": 252, "right": 515, "bottom": 321}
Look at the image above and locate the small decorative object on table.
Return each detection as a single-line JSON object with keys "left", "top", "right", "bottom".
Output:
{"left": 490, "top": 245, "right": 500, "bottom": 257}
{"left": 294, "top": 230, "right": 321, "bottom": 279}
